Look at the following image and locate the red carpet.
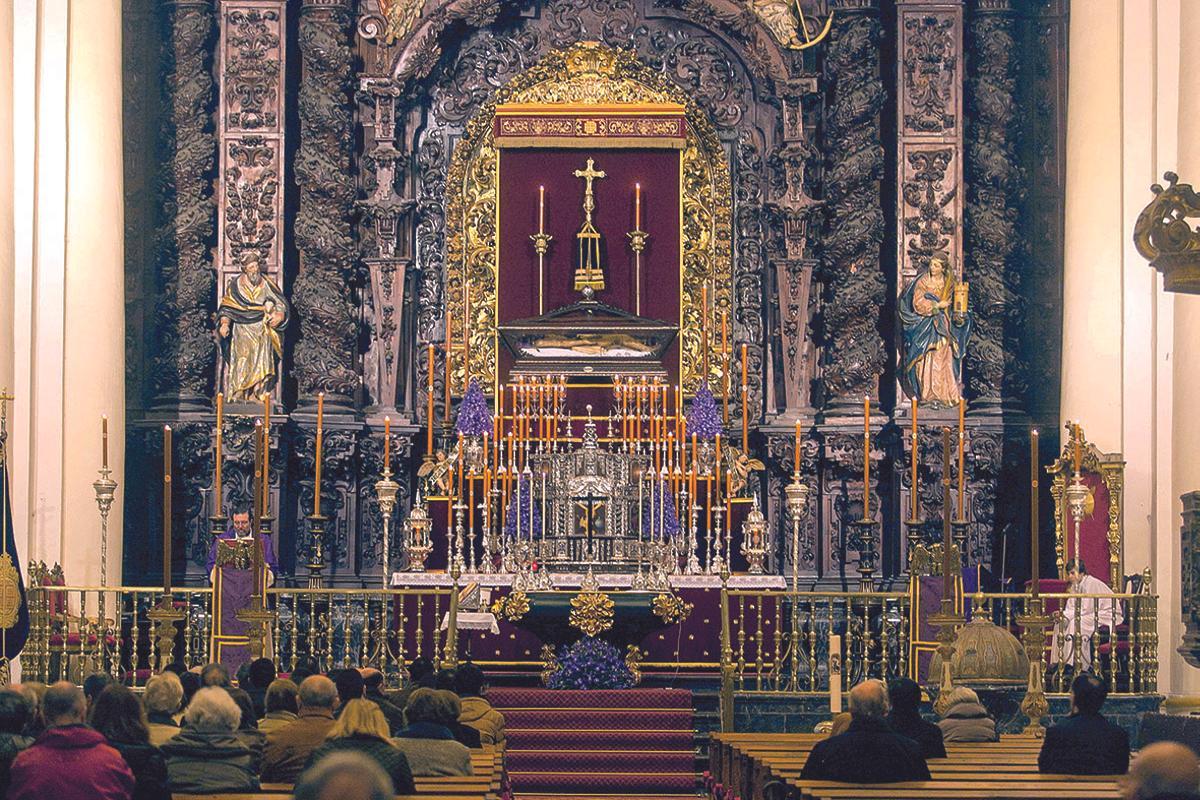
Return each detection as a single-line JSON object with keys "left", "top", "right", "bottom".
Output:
{"left": 488, "top": 687, "right": 698, "bottom": 797}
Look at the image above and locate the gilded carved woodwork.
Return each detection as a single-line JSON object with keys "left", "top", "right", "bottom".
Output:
{"left": 442, "top": 42, "right": 734, "bottom": 395}
{"left": 1047, "top": 429, "right": 1125, "bottom": 589}
{"left": 1179, "top": 491, "right": 1200, "bottom": 666}
{"left": 1134, "top": 172, "right": 1200, "bottom": 294}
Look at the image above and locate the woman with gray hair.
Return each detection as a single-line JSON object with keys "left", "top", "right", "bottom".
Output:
{"left": 159, "top": 686, "right": 259, "bottom": 793}
{"left": 295, "top": 751, "right": 391, "bottom": 800}
{"left": 936, "top": 686, "right": 998, "bottom": 742}
{"left": 142, "top": 673, "right": 182, "bottom": 746}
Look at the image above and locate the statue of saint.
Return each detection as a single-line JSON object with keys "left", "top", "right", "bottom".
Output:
{"left": 899, "top": 253, "right": 971, "bottom": 407}
{"left": 217, "top": 254, "right": 289, "bottom": 402}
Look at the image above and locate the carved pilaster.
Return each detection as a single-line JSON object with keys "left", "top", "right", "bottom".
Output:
{"left": 153, "top": 0, "right": 218, "bottom": 412}
{"left": 964, "top": 0, "right": 1026, "bottom": 410}
{"left": 293, "top": 0, "right": 358, "bottom": 409}
{"left": 1179, "top": 491, "right": 1200, "bottom": 667}
{"left": 820, "top": 0, "right": 886, "bottom": 409}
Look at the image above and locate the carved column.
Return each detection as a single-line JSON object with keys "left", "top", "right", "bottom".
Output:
{"left": 820, "top": 0, "right": 886, "bottom": 412}
{"left": 216, "top": 1, "right": 287, "bottom": 402}
{"left": 964, "top": 0, "right": 1025, "bottom": 411}
{"left": 293, "top": 0, "right": 358, "bottom": 411}
{"left": 1179, "top": 492, "right": 1200, "bottom": 667}
{"left": 153, "top": 0, "right": 217, "bottom": 413}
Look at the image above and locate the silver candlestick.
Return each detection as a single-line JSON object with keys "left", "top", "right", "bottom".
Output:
{"left": 374, "top": 465, "right": 399, "bottom": 586}
{"left": 404, "top": 494, "right": 432, "bottom": 572}
{"left": 1065, "top": 472, "right": 1089, "bottom": 568}
{"left": 711, "top": 504, "right": 725, "bottom": 575}
{"left": 687, "top": 498, "right": 702, "bottom": 575}
{"left": 785, "top": 478, "right": 812, "bottom": 592}
{"left": 93, "top": 464, "right": 118, "bottom": 671}
{"left": 452, "top": 500, "right": 468, "bottom": 574}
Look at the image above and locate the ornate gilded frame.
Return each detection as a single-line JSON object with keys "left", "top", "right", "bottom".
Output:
{"left": 443, "top": 42, "right": 734, "bottom": 396}
{"left": 1047, "top": 428, "right": 1125, "bottom": 587}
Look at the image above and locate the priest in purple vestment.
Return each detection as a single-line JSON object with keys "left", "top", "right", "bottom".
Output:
{"left": 208, "top": 506, "right": 277, "bottom": 672}
{"left": 206, "top": 508, "right": 278, "bottom": 582}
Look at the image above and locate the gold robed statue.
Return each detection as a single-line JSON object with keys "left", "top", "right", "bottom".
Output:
{"left": 899, "top": 252, "right": 972, "bottom": 407}
{"left": 217, "top": 254, "right": 290, "bottom": 402}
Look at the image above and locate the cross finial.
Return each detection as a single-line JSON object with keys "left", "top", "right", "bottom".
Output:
{"left": 573, "top": 158, "right": 606, "bottom": 223}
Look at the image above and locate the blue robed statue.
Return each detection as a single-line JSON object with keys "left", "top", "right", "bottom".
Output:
{"left": 899, "top": 253, "right": 972, "bottom": 407}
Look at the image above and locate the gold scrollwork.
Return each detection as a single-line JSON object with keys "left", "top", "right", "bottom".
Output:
{"left": 625, "top": 644, "right": 646, "bottom": 686}
{"left": 652, "top": 591, "right": 694, "bottom": 626}
{"left": 444, "top": 42, "right": 733, "bottom": 396}
{"left": 539, "top": 643, "right": 559, "bottom": 686}
{"left": 569, "top": 590, "right": 615, "bottom": 637}
{"left": 489, "top": 590, "right": 531, "bottom": 623}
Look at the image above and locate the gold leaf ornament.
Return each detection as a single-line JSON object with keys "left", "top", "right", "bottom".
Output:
{"left": 569, "top": 591, "right": 615, "bottom": 637}
{"left": 490, "top": 590, "right": 530, "bottom": 623}
{"left": 652, "top": 592, "right": 694, "bottom": 626}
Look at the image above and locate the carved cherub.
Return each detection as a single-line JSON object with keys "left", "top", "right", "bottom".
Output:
{"left": 417, "top": 449, "right": 459, "bottom": 496}
{"left": 722, "top": 446, "right": 765, "bottom": 496}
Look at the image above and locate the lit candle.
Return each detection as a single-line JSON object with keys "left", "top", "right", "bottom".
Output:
{"left": 444, "top": 315, "right": 453, "bottom": 423}
{"left": 910, "top": 397, "right": 918, "bottom": 522}
{"left": 1031, "top": 428, "right": 1040, "bottom": 596}
{"left": 539, "top": 185, "right": 545, "bottom": 233}
{"left": 692, "top": 433, "right": 698, "bottom": 479}
{"left": 863, "top": 394, "right": 871, "bottom": 516}
{"left": 793, "top": 420, "right": 801, "bottom": 480}
{"left": 721, "top": 311, "right": 730, "bottom": 425}
{"left": 957, "top": 397, "right": 965, "bottom": 519}
{"left": 162, "top": 425, "right": 173, "bottom": 595}
{"left": 829, "top": 633, "right": 842, "bottom": 713}
{"left": 427, "top": 344, "right": 435, "bottom": 457}
{"left": 740, "top": 343, "right": 749, "bottom": 446}
{"left": 942, "top": 426, "right": 953, "bottom": 599}
{"left": 215, "top": 393, "right": 224, "bottom": 512}
{"left": 102, "top": 415, "right": 109, "bottom": 470}
{"left": 262, "top": 393, "right": 271, "bottom": 515}
{"left": 384, "top": 415, "right": 391, "bottom": 473}
{"left": 314, "top": 392, "right": 325, "bottom": 516}
{"left": 635, "top": 183, "right": 641, "bottom": 229}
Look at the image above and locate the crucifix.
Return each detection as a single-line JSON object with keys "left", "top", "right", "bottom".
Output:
{"left": 573, "top": 158, "right": 606, "bottom": 296}
{"left": 574, "top": 488, "right": 606, "bottom": 561}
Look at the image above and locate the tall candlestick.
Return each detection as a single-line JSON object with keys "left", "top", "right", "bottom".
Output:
{"left": 740, "top": 344, "right": 749, "bottom": 445}
{"left": 910, "top": 397, "right": 918, "bottom": 522}
{"left": 384, "top": 416, "right": 391, "bottom": 473}
{"left": 163, "top": 425, "right": 173, "bottom": 594}
{"left": 635, "top": 182, "right": 641, "bottom": 228}
{"left": 215, "top": 393, "right": 224, "bottom": 510}
{"left": 721, "top": 311, "right": 730, "bottom": 425}
{"left": 444, "top": 315, "right": 453, "bottom": 423}
{"left": 957, "top": 397, "right": 965, "bottom": 518}
{"left": 314, "top": 393, "right": 325, "bottom": 516}
{"left": 692, "top": 433, "right": 699, "bottom": 478}
{"left": 1031, "top": 429, "right": 1040, "bottom": 595}
{"left": 829, "top": 633, "right": 843, "bottom": 713}
{"left": 102, "top": 415, "right": 109, "bottom": 469}
{"left": 942, "top": 427, "right": 953, "bottom": 599}
{"left": 262, "top": 393, "right": 271, "bottom": 515}
{"left": 702, "top": 283, "right": 710, "bottom": 380}
{"left": 427, "top": 344, "right": 435, "bottom": 457}
{"left": 793, "top": 420, "right": 801, "bottom": 480}
{"left": 253, "top": 420, "right": 264, "bottom": 528}
{"left": 1072, "top": 422, "right": 1082, "bottom": 474}
{"left": 863, "top": 394, "right": 871, "bottom": 517}
{"left": 539, "top": 185, "right": 545, "bottom": 233}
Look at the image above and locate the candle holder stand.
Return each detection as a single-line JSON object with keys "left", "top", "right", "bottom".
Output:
{"left": 375, "top": 465, "right": 400, "bottom": 585}
{"left": 236, "top": 591, "right": 276, "bottom": 662}
{"left": 306, "top": 514, "right": 328, "bottom": 589}
{"left": 739, "top": 499, "right": 767, "bottom": 575}
{"left": 628, "top": 228, "right": 648, "bottom": 316}
{"left": 531, "top": 231, "right": 553, "bottom": 315}
{"left": 404, "top": 496, "right": 433, "bottom": 572}
{"left": 209, "top": 514, "right": 228, "bottom": 539}
{"left": 1017, "top": 594, "right": 1051, "bottom": 736}
{"left": 951, "top": 518, "right": 970, "bottom": 570}
{"left": 92, "top": 466, "right": 117, "bottom": 634}
{"left": 850, "top": 518, "right": 878, "bottom": 592}
{"left": 1065, "top": 473, "right": 1089, "bottom": 567}
{"left": 929, "top": 599, "right": 962, "bottom": 716}
{"left": 146, "top": 594, "right": 184, "bottom": 673}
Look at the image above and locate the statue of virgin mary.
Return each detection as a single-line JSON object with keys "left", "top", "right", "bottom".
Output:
{"left": 899, "top": 253, "right": 972, "bottom": 407}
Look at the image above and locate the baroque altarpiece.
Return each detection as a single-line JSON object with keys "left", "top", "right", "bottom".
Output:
{"left": 120, "top": 0, "right": 1068, "bottom": 589}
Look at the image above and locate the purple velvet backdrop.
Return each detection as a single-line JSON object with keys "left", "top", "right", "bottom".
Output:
{"left": 497, "top": 148, "right": 681, "bottom": 388}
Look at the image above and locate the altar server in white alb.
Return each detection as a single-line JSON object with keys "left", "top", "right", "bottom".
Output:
{"left": 1052, "top": 560, "right": 1123, "bottom": 670}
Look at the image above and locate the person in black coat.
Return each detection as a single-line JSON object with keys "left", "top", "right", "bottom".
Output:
{"left": 1038, "top": 673, "right": 1130, "bottom": 775}
{"left": 90, "top": 684, "right": 170, "bottom": 800}
{"left": 886, "top": 677, "right": 946, "bottom": 760}
{"left": 0, "top": 690, "right": 34, "bottom": 797}
{"left": 800, "top": 679, "right": 931, "bottom": 783}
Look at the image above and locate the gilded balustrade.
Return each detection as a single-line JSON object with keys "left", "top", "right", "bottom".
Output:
{"left": 23, "top": 579, "right": 455, "bottom": 686}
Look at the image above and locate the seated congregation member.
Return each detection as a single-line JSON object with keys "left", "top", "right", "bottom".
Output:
{"left": 1039, "top": 673, "right": 1130, "bottom": 775}
{"left": 176, "top": 672, "right": 201, "bottom": 723}
{"left": 200, "top": 662, "right": 231, "bottom": 688}
{"left": 14, "top": 683, "right": 44, "bottom": 739}
{"left": 90, "top": 685, "right": 170, "bottom": 800}
{"left": 455, "top": 663, "right": 506, "bottom": 748}
{"left": 289, "top": 657, "right": 322, "bottom": 687}
{"left": 393, "top": 688, "right": 473, "bottom": 777}
{"left": 799, "top": 679, "right": 931, "bottom": 783}
{"left": 936, "top": 686, "right": 998, "bottom": 743}
{"left": 334, "top": 668, "right": 366, "bottom": 716}
{"left": 390, "top": 656, "right": 435, "bottom": 712}
{"left": 361, "top": 668, "right": 405, "bottom": 735}
{"left": 305, "top": 699, "right": 415, "bottom": 794}
{"left": 295, "top": 751, "right": 392, "bottom": 800}
{"left": 1120, "top": 741, "right": 1200, "bottom": 800}
{"left": 261, "top": 674, "right": 339, "bottom": 783}
{"left": 9, "top": 681, "right": 134, "bottom": 800}
{"left": 0, "top": 689, "right": 34, "bottom": 797}
{"left": 225, "top": 686, "right": 266, "bottom": 772}
{"left": 244, "top": 657, "right": 276, "bottom": 719}
{"left": 83, "top": 672, "right": 115, "bottom": 715}
{"left": 142, "top": 672, "right": 182, "bottom": 746}
{"left": 258, "top": 678, "right": 300, "bottom": 736}
{"left": 886, "top": 677, "right": 946, "bottom": 758}
{"left": 431, "top": 669, "right": 481, "bottom": 749}
{"left": 159, "top": 686, "right": 258, "bottom": 793}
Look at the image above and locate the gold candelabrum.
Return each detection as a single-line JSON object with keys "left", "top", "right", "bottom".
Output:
{"left": 375, "top": 465, "right": 400, "bottom": 585}
{"left": 1018, "top": 593, "right": 1051, "bottom": 736}
{"left": 146, "top": 594, "right": 183, "bottom": 673}
{"left": 931, "top": 428, "right": 963, "bottom": 717}
{"left": 404, "top": 494, "right": 433, "bottom": 572}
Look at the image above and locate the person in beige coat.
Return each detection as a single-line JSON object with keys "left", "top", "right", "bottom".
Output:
{"left": 454, "top": 665, "right": 505, "bottom": 748}
{"left": 392, "top": 689, "right": 473, "bottom": 777}
{"left": 143, "top": 672, "right": 183, "bottom": 747}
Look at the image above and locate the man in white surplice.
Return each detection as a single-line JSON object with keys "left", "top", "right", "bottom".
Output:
{"left": 1052, "top": 560, "right": 1123, "bottom": 670}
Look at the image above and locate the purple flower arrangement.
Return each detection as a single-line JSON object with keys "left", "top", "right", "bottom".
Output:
{"left": 686, "top": 383, "right": 722, "bottom": 439}
{"left": 546, "top": 636, "right": 634, "bottom": 690}
{"left": 640, "top": 478, "right": 681, "bottom": 539}
{"left": 503, "top": 473, "right": 542, "bottom": 540}
{"left": 455, "top": 379, "right": 493, "bottom": 437}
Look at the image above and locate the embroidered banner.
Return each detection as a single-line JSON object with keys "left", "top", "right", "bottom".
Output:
{"left": 495, "top": 103, "right": 687, "bottom": 149}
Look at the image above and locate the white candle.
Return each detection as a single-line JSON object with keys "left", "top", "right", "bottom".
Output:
{"left": 635, "top": 182, "right": 642, "bottom": 229}
{"left": 539, "top": 185, "right": 545, "bottom": 233}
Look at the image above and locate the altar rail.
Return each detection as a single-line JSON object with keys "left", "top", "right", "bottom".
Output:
{"left": 717, "top": 587, "right": 1160, "bottom": 730}
{"left": 23, "top": 580, "right": 457, "bottom": 686}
